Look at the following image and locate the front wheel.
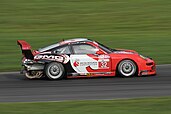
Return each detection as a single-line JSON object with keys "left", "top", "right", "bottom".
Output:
{"left": 117, "top": 60, "right": 137, "bottom": 77}
{"left": 45, "top": 62, "right": 65, "bottom": 80}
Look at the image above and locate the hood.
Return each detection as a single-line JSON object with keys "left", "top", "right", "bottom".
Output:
{"left": 113, "top": 48, "right": 138, "bottom": 54}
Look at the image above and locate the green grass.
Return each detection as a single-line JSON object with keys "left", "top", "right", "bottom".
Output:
{"left": 0, "top": 97, "right": 171, "bottom": 114}
{"left": 0, "top": 0, "right": 171, "bottom": 71}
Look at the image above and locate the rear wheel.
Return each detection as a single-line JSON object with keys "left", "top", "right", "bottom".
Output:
{"left": 117, "top": 60, "right": 137, "bottom": 77}
{"left": 45, "top": 62, "right": 65, "bottom": 80}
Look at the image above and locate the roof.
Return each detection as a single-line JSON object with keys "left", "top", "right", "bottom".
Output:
{"left": 60, "top": 38, "right": 88, "bottom": 43}
{"left": 38, "top": 38, "right": 89, "bottom": 52}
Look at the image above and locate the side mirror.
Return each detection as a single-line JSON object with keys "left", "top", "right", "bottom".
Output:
{"left": 96, "top": 50, "right": 104, "bottom": 55}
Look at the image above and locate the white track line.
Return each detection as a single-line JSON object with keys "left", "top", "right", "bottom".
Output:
{"left": 0, "top": 71, "right": 19, "bottom": 75}
{"left": 156, "top": 64, "right": 171, "bottom": 66}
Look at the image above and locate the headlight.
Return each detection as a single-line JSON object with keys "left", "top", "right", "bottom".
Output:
{"left": 139, "top": 54, "right": 147, "bottom": 60}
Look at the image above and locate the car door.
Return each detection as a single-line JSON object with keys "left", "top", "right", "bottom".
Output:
{"left": 70, "top": 43, "right": 112, "bottom": 75}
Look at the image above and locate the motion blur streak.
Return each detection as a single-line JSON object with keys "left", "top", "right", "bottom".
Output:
{"left": 0, "top": 0, "right": 171, "bottom": 71}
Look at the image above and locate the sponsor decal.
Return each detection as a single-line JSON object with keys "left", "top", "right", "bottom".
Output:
{"left": 73, "top": 59, "right": 98, "bottom": 67}
{"left": 70, "top": 55, "right": 111, "bottom": 73}
{"left": 73, "top": 59, "right": 80, "bottom": 67}
{"left": 34, "top": 54, "right": 70, "bottom": 64}
{"left": 62, "top": 55, "right": 70, "bottom": 64}
{"left": 98, "top": 55, "right": 110, "bottom": 59}
{"left": 87, "top": 73, "right": 92, "bottom": 76}
{"left": 80, "top": 62, "right": 97, "bottom": 66}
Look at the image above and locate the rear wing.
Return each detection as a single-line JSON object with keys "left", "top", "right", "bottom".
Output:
{"left": 17, "top": 40, "right": 34, "bottom": 60}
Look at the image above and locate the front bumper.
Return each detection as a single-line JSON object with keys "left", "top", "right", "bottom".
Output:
{"left": 139, "top": 58, "right": 156, "bottom": 76}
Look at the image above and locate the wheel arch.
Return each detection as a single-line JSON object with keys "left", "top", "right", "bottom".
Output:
{"left": 43, "top": 60, "right": 68, "bottom": 78}
{"left": 44, "top": 61, "right": 66, "bottom": 80}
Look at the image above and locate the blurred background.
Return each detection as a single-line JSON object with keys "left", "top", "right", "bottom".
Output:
{"left": 0, "top": 0, "right": 170, "bottom": 71}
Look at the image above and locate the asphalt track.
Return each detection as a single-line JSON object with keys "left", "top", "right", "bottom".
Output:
{"left": 0, "top": 65, "right": 171, "bottom": 102}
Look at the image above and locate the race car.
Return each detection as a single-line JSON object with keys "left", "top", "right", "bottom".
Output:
{"left": 17, "top": 38, "right": 156, "bottom": 80}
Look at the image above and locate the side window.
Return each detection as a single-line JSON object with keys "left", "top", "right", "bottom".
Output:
{"left": 72, "top": 44, "right": 98, "bottom": 54}
{"left": 54, "top": 46, "right": 71, "bottom": 54}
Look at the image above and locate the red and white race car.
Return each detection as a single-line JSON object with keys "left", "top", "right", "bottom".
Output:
{"left": 17, "top": 38, "right": 156, "bottom": 80}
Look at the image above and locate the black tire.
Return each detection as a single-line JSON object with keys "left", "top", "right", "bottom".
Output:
{"left": 45, "top": 62, "right": 65, "bottom": 80}
{"left": 117, "top": 60, "right": 137, "bottom": 77}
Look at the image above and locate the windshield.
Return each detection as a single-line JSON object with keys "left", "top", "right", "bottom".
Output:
{"left": 96, "top": 41, "right": 115, "bottom": 53}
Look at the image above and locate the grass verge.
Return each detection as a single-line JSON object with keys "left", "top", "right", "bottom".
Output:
{"left": 0, "top": 0, "right": 171, "bottom": 71}
{"left": 0, "top": 97, "right": 171, "bottom": 114}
